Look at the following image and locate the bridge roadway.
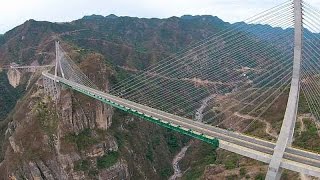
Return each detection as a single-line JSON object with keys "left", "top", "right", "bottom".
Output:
{"left": 9, "top": 65, "right": 54, "bottom": 69}
{"left": 43, "top": 72, "right": 320, "bottom": 178}
{"left": 1, "top": 65, "right": 54, "bottom": 70}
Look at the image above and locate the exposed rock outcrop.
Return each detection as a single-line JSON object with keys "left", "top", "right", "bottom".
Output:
{"left": 96, "top": 102, "right": 113, "bottom": 130}
{"left": 7, "top": 69, "right": 21, "bottom": 88}
{"left": 0, "top": 61, "right": 118, "bottom": 179}
{"left": 8, "top": 136, "right": 21, "bottom": 153}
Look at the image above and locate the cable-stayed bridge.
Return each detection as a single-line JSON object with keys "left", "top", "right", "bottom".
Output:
{"left": 37, "top": 0, "right": 320, "bottom": 179}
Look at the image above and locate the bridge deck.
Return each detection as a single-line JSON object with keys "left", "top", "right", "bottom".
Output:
{"left": 43, "top": 72, "right": 320, "bottom": 177}
{"left": 0, "top": 65, "right": 54, "bottom": 70}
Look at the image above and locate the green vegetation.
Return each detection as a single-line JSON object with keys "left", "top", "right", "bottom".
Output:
{"left": 215, "top": 151, "right": 241, "bottom": 171}
{"left": 160, "top": 167, "right": 172, "bottom": 178}
{"left": 113, "top": 131, "right": 125, "bottom": 148}
{"left": 245, "top": 119, "right": 274, "bottom": 141}
{"left": 182, "top": 143, "right": 217, "bottom": 180}
{"left": 34, "top": 101, "right": 59, "bottom": 150}
{"left": 36, "top": 101, "right": 58, "bottom": 136}
{"left": 145, "top": 144, "right": 154, "bottom": 162}
{"left": 0, "top": 71, "right": 24, "bottom": 120}
{"left": 109, "top": 69, "right": 124, "bottom": 85}
{"left": 74, "top": 158, "right": 100, "bottom": 178}
{"left": 65, "top": 129, "right": 98, "bottom": 151}
{"left": 281, "top": 171, "right": 289, "bottom": 180}
{"left": 163, "top": 129, "right": 190, "bottom": 154}
{"left": 293, "top": 118, "right": 320, "bottom": 152}
{"left": 10, "top": 100, "right": 59, "bottom": 162}
{"left": 165, "top": 130, "right": 179, "bottom": 153}
{"left": 110, "top": 111, "right": 177, "bottom": 179}
{"left": 151, "top": 135, "right": 161, "bottom": 147}
{"left": 74, "top": 159, "right": 90, "bottom": 171}
{"left": 97, "top": 151, "right": 119, "bottom": 169}
{"left": 255, "top": 173, "right": 265, "bottom": 180}
{"left": 298, "top": 93, "right": 311, "bottom": 114}
{"left": 240, "top": 167, "right": 247, "bottom": 177}
{"left": 223, "top": 154, "right": 240, "bottom": 170}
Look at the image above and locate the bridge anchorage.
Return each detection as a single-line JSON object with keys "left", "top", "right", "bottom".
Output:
{"left": 42, "top": 0, "right": 320, "bottom": 179}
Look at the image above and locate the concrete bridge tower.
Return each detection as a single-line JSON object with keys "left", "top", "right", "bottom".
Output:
{"left": 266, "top": 0, "right": 303, "bottom": 179}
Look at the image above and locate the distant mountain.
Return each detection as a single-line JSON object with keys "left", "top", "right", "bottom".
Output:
{"left": 82, "top": 14, "right": 119, "bottom": 20}
{"left": 82, "top": 14, "right": 106, "bottom": 20}
{"left": 0, "top": 34, "right": 4, "bottom": 45}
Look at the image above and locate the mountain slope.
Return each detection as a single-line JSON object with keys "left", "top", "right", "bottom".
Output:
{"left": 0, "top": 15, "right": 309, "bottom": 179}
{"left": 0, "top": 15, "right": 229, "bottom": 179}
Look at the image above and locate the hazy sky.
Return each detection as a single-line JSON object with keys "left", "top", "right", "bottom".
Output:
{"left": 1, "top": 0, "right": 320, "bottom": 34}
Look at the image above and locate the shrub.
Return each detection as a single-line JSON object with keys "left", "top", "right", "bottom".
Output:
{"left": 224, "top": 154, "right": 239, "bottom": 170}
{"left": 65, "top": 129, "right": 98, "bottom": 151}
{"left": 160, "top": 167, "right": 172, "bottom": 178}
{"left": 36, "top": 102, "right": 58, "bottom": 136}
{"left": 97, "top": 151, "right": 119, "bottom": 169}
{"left": 165, "top": 131, "right": 179, "bottom": 153}
{"left": 74, "top": 159, "right": 90, "bottom": 171}
{"left": 146, "top": 144, "right": 153, "bottom": 162}
{"left": 255, "top": 173, "right": 265, "bottom": 180}
{"left": 240, "top": 167, "right": 247, "bottom": 177}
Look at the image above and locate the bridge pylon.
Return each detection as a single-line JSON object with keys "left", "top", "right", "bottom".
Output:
{"left": 266, "top": 0, "right": 303, "bottom": 179}
{"left": 43, "top": 41, "right": 65, "bottom": 101}
{"left": 54, "top": 41, "right": 65, "bottom": 80}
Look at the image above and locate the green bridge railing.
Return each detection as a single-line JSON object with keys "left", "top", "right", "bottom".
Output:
{"left": 61, "top": 82, "right": 219, "bottom": 149}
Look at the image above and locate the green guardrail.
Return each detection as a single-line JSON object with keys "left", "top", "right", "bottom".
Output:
{"left": 61, "top": 82, "right": 219, "bottom": 149}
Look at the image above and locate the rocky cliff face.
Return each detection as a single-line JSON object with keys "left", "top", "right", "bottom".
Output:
{"left": 0, "top": 43, "right": 185, "bottom": 179}
{"left": 0, "top": 58, "right": 133, "bottom": 179}
{"left": 0, "top": 72, "right": 185, "bottom": 179}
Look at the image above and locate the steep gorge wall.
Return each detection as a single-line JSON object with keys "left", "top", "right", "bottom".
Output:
{"left": 0, "top": 48, "right": 184, "bottom": 179}
{"left": 0, "top": 52, "right": 128, "bottom": 179}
